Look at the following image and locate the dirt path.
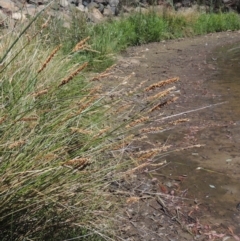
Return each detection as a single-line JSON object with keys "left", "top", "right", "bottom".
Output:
{"left": 105, "top": 31, "right": 240, "bottom": 241}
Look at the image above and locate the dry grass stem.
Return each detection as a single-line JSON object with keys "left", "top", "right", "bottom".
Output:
{"left": 8, "top": 140, "right": 25, "bottom": 149}
{"left": 145, "top": 77, "right": 179, "bottom": 92}
{"left": 114, "top": 104, "right": 132, "bottom": 114}
{"left": 94, "top": 127, "right": 110, "bottom": 138}
{"left": 63, "top": 157, "right": 89, "bottom": 169}
{"left": 90, "top": 73, "right": 111, "bottom": 81}
{"left": 41, "top": 16, "right": 50, "bottom": 29}
{"left": 149, "top": 97, "right": 178, "bottom": 112}
{"left": 18, "top": 116, "right": 38, "bottom": 122}
{"left": 110, "top": 134, "right": 134, "bottom": 151}
{"left": 70, "top": 127, "right": 92, "bottom": 135}
{"left": 170, "top": 118, "right": 190, "bottom": 125}
{"left": 75, "top": 96, "right": 98, "bottom": 115}
{"left": 32, "top": 89, "right": 48, "bottom": 98}
{"left": 126, "top": 116, "right": 149, "bottom": 128}
{"left": 174, "top": 144, "right": 205, "bottom": 152}
{"left": 140, "top": 126, "right": 163, "bottom": 134}
{"left": 0, "top": 115, "right": 7, "bottom": 125}
{"left": 72, "top": 36, "right": 90, "bottom": 52}
{"left": 59, "top": 62, "right": 88, "bottom": 87}
{"left": 126, "top": 197, "right": 140, "bottom": 204}
{"left": 38, "top": 45, "right": 61, "bottom": 73}
{"left": 90, "top": 64, "right": 116, "bottom": 81}
{"left": 133, "top": 79, "right": 149, "bottom": 92}
{"left": 134, "top": 146, "right": 171, "bottom": 161}
{"left": 125, "top": 163, "right": 149, "bottom": 175}
{"left": 147, "top": 86, "right": 176, "bottom": 101}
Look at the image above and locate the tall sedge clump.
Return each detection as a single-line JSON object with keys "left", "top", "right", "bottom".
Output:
{"left": 0, "top": 13, "right": 182, "bottom": 241}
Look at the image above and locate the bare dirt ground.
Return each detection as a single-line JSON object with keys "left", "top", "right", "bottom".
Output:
{"left": 103, "top": 31, "right": 240, "bottom": 241}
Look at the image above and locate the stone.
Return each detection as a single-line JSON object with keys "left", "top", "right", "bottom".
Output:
{"left": 94, "top": 0, "right": 105, "bottom": 3}
{"left": 23, "top": 5, "right": 38, "bottom": 16}
{"left": 88, "top": 7, "right": 104, "bottom": 22}
{"left": 76, "top": 3, "right": 85, "bottom": 11}
{"left": 12, "top": 12, "right": 26, "bottom": 20}
{"left": 98, "top": 3, "right": 104, "bottom": 13}
{"left": 103, "top": 5, "right": 113, "bottom": 16}
{"left": 87, "top": 2, "right": 98, "bottom": 10}
{"left": 51, "top": 2, "right": 60, "bottom": 10}
{"left": 59, "top": 0, "right": 69, "bottom": 7}
{"left": 134, "top": 6, "right": 148, "bottom": 13}
{"left": 0, "top": 0, "right": 18, "bottom": 11}
{"left": 109, "top": 0, "right": 119, "bottom": 14}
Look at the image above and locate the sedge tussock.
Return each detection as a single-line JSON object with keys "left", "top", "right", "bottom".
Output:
{"left": 59, "top": 62, "right": 88, "bottom": 87}
{"left": 170, "top": 118, "right": 190, "bottom": 125}
{"left": 32, "top": 89, "right": 48, "bottom": 98}
{"left": 126, "top": 116, "right": 149, "bottom": 128}
{"left": 70, "top": 127, "right": 92, "bottom": 135}
{"left": 149, "top": 97, "right": 178, "bottom": 112}
{"left": 37, "top": 45, "right": 61, "bottom": 73}
{"left": 8, "top": 140, "right": 25, "bottom": 149}
{"left": 145, "top": 77, "right": 179, "bottom": 92}
{"left": 140, "top": 126, "right": 163, "bottom": 134}
{"left": 147, "top": 86, "right": 176, "bottom": 101}
{"left": 126, "top": 197, "right": 140, "bottom": 204}
{"left": 72, "top": 36, "right": 90, "bottom": 52}
{"left": 62, "top": 157, "right": 89, "bottom": 169}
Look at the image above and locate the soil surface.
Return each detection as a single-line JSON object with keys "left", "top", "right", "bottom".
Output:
{"left": 104, "top": 31, "right": 240, "bottom": 241}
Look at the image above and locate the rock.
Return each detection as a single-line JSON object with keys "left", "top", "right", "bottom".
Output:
{"left": 87, "top": 2, "right": 98, "bottom": 10}
{"left": 60, "top": 0, "right": 69, "bottom": 7}
{"left": 76, "top": 3, "right": 85, "bottom": 11}
{"left": 51, "top": 2, "right": 60, "bottom": 10}
{"left": 69, "top": 0, "right": 80, "bottom": 6}
{"left": 88, "top": 7, "right": 104, "bottom": 22}
{"left": 12, "top": 12, "right": 26, "bottom": 20}
{"left": 98, "top": 3, "right": 104, "bottom": 13}
{"left": 0, "top": 0, "right": 18, "bottom": 11}
{"left": 134, "top": 6, "right": 148, "bottom": 13}
{"left": 23, "top": 5, "right": 38, "bottom": 16}
{"left": 94, "top": 0, "right": 105, "bottom": 3}
{"left": 109, "top": 0, "right": 119, "bottom": 14}
{"left": 103, "top": 5, "right": 113, "bottom": 16}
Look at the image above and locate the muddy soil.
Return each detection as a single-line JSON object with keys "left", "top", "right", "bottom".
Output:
{"left": 105, "top": 31, "right": 240, "bottom": 241}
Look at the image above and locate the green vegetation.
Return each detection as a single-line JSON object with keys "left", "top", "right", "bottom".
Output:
{"left": 39, "top": 9, "right": 240, "bottom": 70}
{"left": 0, "top": 6, "right": 240, "bottom": 240}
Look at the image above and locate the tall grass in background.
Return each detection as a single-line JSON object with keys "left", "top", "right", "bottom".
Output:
{"left": 38, "top": 8, "right": 240, "bottom": 70}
